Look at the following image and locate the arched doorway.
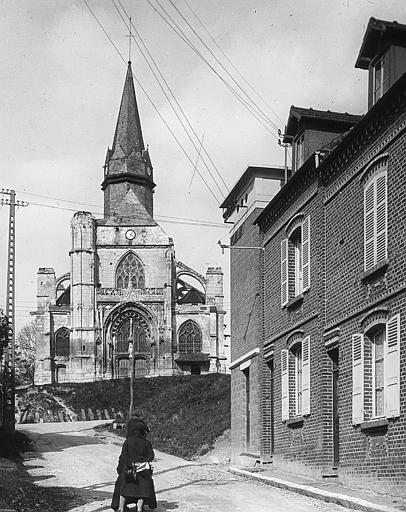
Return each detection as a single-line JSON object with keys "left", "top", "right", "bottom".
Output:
{"left": 109, "top": 307, "right": 152, "bottom": 379}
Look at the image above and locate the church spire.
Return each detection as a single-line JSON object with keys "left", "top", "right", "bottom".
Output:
{"left": 112, "top": 61, "right": 145, "bottom": 157}
{"left": 102, "top": 62, "right": 155, "bottom": 222}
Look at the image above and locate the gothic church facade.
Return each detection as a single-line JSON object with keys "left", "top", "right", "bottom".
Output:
{"left": 34, "top": 63, "right": 226, "bottom": 384}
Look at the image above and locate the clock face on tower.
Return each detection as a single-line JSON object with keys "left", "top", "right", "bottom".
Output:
{"left": 125, "top": 229, "right": 136, "bottom": 240}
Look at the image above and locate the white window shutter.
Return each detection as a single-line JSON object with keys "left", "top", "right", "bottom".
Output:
{"left": 302, "top": 216, "right": 310, "bottom": 291}
{"left": 385, "top": 315, "right": 400, "bottom": 418}
{"left": 352, "top": 333, "right": 364, "bottom": 425}
{"left": 281, "top": 239, "right": 288, "bottom": 306}
{"left": 375, "top": 173, "right": 387, "bottom": 264}
{"left": 302, "top": 336, "right": 311, "bottom": 415}
{"left": 364, "top": 182, "right": 375, "bottom": 271}
{"left": 281, "top": 349, "right": 289, "bottom": 421}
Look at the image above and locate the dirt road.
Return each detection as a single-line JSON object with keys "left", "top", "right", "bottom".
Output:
{"left": 17, "top": 421, "right": 347, "bottom": 512}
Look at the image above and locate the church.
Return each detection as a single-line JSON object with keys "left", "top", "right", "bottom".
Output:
{"left": 34, "top": 62, "right": 226, "bottom": 385}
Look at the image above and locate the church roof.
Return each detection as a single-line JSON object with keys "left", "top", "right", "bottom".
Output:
{"left": 177, "top": 287, "right": 205, "bottom": 305}
{"left": 112, "top": 61, "right": 144, "bottom": 156}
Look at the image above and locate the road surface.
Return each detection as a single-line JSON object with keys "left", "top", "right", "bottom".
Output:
{"left": 17, "top": 421, "right": 347, "bottom": 512}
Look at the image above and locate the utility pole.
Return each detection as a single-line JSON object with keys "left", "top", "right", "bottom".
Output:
{"left": 278, "top": 129, "right": 293, "bottom": 185}
{"left": 1, "top": 189, "right": 28, "bottom": 433}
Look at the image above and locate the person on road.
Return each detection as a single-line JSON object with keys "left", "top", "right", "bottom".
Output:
{"left": 113, "top": 417, "right": 157, "bottom": 512}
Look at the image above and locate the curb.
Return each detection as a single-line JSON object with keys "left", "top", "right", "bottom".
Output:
{"left": 230, "top": 468, "right": 400, "bottom": 512}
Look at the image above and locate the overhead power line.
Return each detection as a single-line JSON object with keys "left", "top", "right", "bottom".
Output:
{"left": 145, "top": 0, "right": 279, "bottom": 139}
{"left": 167, "top": 0, "right": 281, "bottom": 132}
{"left": 11, "top": 190, "right": 227, "bottom": 228}
{"left": 183, "top": 0, "right": 284, "bottom": 126}
{"left": 82, "top": 0, "right": 222, "bottom": 205}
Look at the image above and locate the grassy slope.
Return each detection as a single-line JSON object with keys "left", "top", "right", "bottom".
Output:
{"left": 46, "top": 373, "right": 230, "bottom": 460}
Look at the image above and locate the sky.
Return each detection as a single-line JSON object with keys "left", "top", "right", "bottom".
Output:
{"left": 1, "top": 0, "right": 405, "bottom": 332}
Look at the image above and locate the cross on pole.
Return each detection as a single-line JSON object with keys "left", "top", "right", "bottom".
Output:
{"left": 124, "top": 17, "right": 133, "bottom": 62}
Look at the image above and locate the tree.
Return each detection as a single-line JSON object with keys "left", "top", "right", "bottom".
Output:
{"left": 15, "top": 320, "right": 37, "bottom": 386}
{"left": 0, "top": 312, "right": 9, "bottom": 360}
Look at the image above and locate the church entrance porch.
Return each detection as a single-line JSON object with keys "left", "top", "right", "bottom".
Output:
{"left": 106, "top": 304, "right": 157, "bottom": 379}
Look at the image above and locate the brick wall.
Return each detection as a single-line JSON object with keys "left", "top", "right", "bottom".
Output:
{"left": 255, "top": 88, "right": 406, "bottom": 489}
{"left": 230, "top": 208, "right": 263, "bottom": 462}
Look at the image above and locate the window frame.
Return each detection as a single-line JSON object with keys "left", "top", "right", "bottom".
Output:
{"left": 178, "top": 320, "right": 202, "bottom": 353}
{"left": 281, "top": 215, "right": 310, "bottom": 307}
{"left": 294, "top": 132, "right": 305, "bottom": 172}
{"left": 115, "top": 251, "right": 145, "bottom": 289}
{"left": 363, "top": 164, "right": 387, "bottom": 272}
{"left": 293, "top": 343, "right": 303, "bottom": 416}
{"left": 370, "top": 326, "right": 385, "bottom": 419}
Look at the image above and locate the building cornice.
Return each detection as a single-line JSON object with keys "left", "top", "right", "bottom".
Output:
{"left": 256, "top": 72, "right": 406, "bottom": 233}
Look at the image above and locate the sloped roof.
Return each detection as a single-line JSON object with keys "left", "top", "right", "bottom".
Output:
{"left": 355, "top": 17, "right": 406, "bottom": 70}
{"left": 178, "top": 287, "right": 205, "bottom": 305}
{"left": 112, "top": 61, "right": 144, "bottom": 156}
{"left": 175, "top": 352, "right": 210, "bottom": 362}
{"left": 284, "top": 106, "right": 363, "bottom": 139}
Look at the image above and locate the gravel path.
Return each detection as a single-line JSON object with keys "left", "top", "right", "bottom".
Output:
{"left": 17, "top": 421, "right": 348, "bottom": 512}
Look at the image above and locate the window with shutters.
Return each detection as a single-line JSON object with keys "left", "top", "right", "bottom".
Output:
{"left": 281, "top": 215, "right": 310, "bottom": 306}
{"left": 364, "top": 160, "right": 387, "bottom": 272}
{"left": 352, "top": 314, "right": 400, "bottom": 425}
{"left": 281, "top": 336, "right": 311, "bottom": 421}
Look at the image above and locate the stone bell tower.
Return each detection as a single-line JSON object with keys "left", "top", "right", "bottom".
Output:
{"left": 102, "top": 61, "right": 154, "bottom": 221}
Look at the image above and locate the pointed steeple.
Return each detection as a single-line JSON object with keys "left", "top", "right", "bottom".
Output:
{"left": 112, "top": 61, "right": 144, "bottom": 156}
{"left": 102, "top": 62, "right": 155, "bottom": 222}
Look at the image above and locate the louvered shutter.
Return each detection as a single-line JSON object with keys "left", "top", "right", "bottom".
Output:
{"left": 281, "top": 239, "right": 288, "bottom": 306}
{"left": 281, "top": 349, "right": 289, "bottom": 420}
{"left": 302, "top": 336, "right": 311, "bottom": 415}
{"left": 385, "top": 315, "right": 400, "bottom": 418}
{"left": 302, "top": 216, "right": 310, "bottom": 291}
{"left": 364, "top": 182, "right": 375, "bottom": 271}
{"left": 352, "top": 333, "right": 364, "bottom": 425}
{"left": 375, "top": 173, "right": 387, "bottom": 263}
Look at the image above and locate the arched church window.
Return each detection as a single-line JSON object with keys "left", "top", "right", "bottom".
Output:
{"left": 178, "top": 321, "right": 202, "bottom": 353}
{"left": 116, "top": 253, "right": 145, "bottom": 289}
{"left": 55, "top": 328, "right": 70, "bottom": 357}
{"left": 116, "top": 316, "right": 147, "bottom": 353}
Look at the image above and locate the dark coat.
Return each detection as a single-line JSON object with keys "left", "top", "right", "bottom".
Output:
{"left": 117, "top": 434, "right": 157, "bottom": 508}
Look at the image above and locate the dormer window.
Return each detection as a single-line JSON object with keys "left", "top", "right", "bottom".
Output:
{"left": 294, "top": 133, "right": 305, "bottom": 171}
{"left": 372, "top": 55, "right": 389, "bottom": 105}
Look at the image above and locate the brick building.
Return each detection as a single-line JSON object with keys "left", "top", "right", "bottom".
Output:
{"left": 221, "top": 166, "right": 284, "bottom": 463}
{"left": 34, "top": 62, "right": 226, "bottom": 384}
{"left": 227, "top": 18, "right": 406, "bottom": 491}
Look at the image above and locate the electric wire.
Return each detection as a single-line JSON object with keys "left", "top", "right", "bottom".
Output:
{"left": 144, "top": 0, "right": 278, "bottom": 138}
{"left": 183, "top": 0, "right": 284, "bottom": 126}
{"left": 12, "top": 191, "right": 227, "bottom": 227}
{"left": 83, "top": 0, "right": 222, "bottom": 205}
{"left": 167, "top": 0, "right": 281, "bottom": 132}
{"left": 25, "top": 200, "right": 227, "bottom": 227}
{"left": 114, "top": 0, "right": 230, "bottom": 196}
{"left": 112, "top": 0, "right": 228, "bottom": 199}
{"left": 152, "top": 0, "right": 278, "bottom": 134}
{"left": 14, "top": 190, "right": 225, "bottom": 226}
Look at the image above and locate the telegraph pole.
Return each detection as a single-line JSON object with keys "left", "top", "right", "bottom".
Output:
{"left": 1, "top": 189, "right": 28, "bottom": 433}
